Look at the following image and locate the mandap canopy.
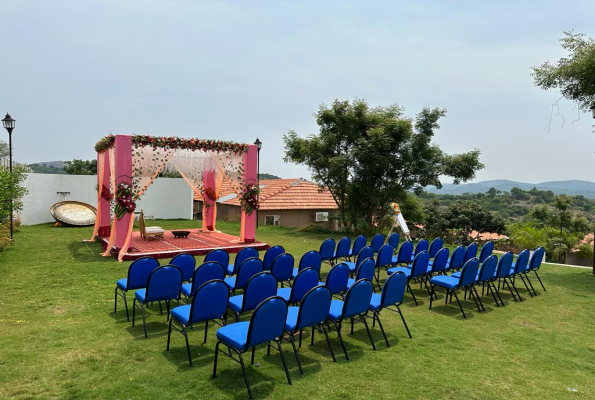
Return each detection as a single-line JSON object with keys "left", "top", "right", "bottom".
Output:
{"left": 86, "top": 134, "right": 259, "bottom": 261}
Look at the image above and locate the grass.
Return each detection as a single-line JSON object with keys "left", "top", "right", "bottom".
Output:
{"left": 0, "top": 220, "right": 594, "bottom": 399}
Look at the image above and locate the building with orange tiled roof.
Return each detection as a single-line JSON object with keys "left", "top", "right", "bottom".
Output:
{"left": 193, "top": 179, "right": 339, "bottom": 230}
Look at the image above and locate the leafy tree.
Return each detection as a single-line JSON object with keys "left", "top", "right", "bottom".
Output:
{"left": 0, "top": 141, "right": 8, "bottom": 159}
{"left": 0, "top": 164, "right": 28, "bottom": 246}
{"left": 28, "top": 163, "right": 66, "bottom": 174}
{"left": 532, "top": 31, "right": 595, "bottom": 119}
{"left": 510, "top": 187, "right": 530, "bottom": 201}
{"left": 63, "top": 159, "right": 97, "bottom": 175}
{"left": 284, "top": 99, "right": 483, "bottom": 229}
{"left": 258, "top": 173, "right": 281, "bottom": 180}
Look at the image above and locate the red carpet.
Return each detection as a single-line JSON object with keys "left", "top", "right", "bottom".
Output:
{"left": 100, "top": 229, "right": 269, "bottom": 261}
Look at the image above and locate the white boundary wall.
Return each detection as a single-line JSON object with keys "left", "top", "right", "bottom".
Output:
{"left": 20, "top": 174, "right": 192, "bottom": 225}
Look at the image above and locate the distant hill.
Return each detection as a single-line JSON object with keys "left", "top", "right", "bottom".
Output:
{"left": 426, "top": 180, "right": 595, "bottom": 199}
{"left": 259, "top": 173, "right": 281, "bottom": 180}
{"left": 29, "top": 161, "right": 67, "bottom": 174}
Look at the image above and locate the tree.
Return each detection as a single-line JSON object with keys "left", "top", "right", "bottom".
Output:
{"left": 284, "top": 99, "right": 484, "bottom": 229}
{"left": 0, "top": 164, "right": 28, "bottom": 248}
{"left": 63, "top": 159, "right": 97, "bottom": 175}
{"left": 532, "top": 31, "right": 595, "bottom": 118}
{"left": 0, "top": 141, "right": 8, "bottom": 159}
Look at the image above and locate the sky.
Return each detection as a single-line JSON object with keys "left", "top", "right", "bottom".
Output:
{"left": 1, "top": 0, "right": 594, "bottom": 184}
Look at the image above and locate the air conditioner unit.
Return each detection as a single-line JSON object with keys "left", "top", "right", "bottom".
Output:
{"left": 315, "top": 212, "right": 329, "bottom": 222}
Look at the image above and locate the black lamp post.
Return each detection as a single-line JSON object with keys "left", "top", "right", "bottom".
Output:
{"left": 2, "top": 113, "right": 16, "bottom": 240}
{"left": 254, "top": 138, "right": 262, "bottom": 228}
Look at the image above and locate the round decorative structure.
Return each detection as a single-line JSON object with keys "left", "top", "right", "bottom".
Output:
{"left": 50, "top": 201, "right": 97, "bottom": 226}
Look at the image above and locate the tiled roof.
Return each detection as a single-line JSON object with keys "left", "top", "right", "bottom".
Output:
{"left": 194, "top": 178, "right": 338, "bottom": 210}
{"left": 469, "top": 230, "right": 509, "bottom": 241}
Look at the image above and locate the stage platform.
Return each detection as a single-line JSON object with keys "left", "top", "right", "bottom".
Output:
{"left": 100, "top": 229, "right": 270, "bottom": 261}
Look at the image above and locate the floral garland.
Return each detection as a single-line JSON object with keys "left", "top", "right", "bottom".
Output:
{"left": 240, "top": 184, "right": 260, "bottom": 215}
{"left": 114, "top": 182, "right": 136, "bottom": 219}
{"left": 202, "top": 187, "right": 219, "bottom": 210}
{"left": 101, "top": 185, "right": 113, "bottom": 201}
{"left": 94, "top": 134, "right": 250, "bottom": 154}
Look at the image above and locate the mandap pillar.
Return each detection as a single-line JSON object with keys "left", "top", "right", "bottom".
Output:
{"left": 115, "top": 135, "right": 133, "bottom": 251}
{"left": 98, "top": 150, "right": 112, "bottom": 236}
{"left": 243, "top": 144, "right": 258, "bottom": 242}
{"left": 203, "top": 170, "right": 216, "bottom": 231}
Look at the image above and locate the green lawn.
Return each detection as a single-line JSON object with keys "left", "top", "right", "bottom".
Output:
{"left": 0, "top": 221, "right": 594, "bottom": 399}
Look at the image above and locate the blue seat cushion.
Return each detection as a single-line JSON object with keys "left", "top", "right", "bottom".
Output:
{"left": 292, "top": 268, "right": 299, "bottom": 279}
{"left": 430, "top": 275, "right": 459, "bottom": 289}
{"left": 277, "top": 287, "right": 291, "bottom": 302}
{"left": 327, "top": 299, "right": 344, "bottom": 321}
{"left": 227, "top": 264, "right": 235, "bottom": 275}
{"left": 171, "top": 304, "right": 191, "bottom": 325}
{"left": 285, "top": 306, "right": 299, "bottom": 332}
{"left": 181, "top": 283, "right": 192, "bottom": 297}
{"left": 346, "top": 278, "right": 355, "bottom": 289}
{"left": 369, "top": 293, "right": 382, "bottom": 312}
{"left": 387, "top": 267, "right": 411, "bottom": 277}
{"left": 451, "top": 271, "right": 461, "bottom": 278}
{"left": 135, "top": 289, "right": 147, "bottom": 302}
{"left": 228, "top": 295, "right": 244, "bottom": 313}
{"left": 224, "top": 276, "right": 236, "bottom": 291}
{"left": 217, "top": 321, "right": 250, "bottom": 351}
{"left": 116, "top": 278, "right": 128, "bottom": 291}
{"left": 344, "top": 262, "right": 356, "bottom": 272}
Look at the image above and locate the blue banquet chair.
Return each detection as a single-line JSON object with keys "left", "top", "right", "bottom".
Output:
{"left": 368, "top": 271, "right": 412, "bottom": 345}
{"left": 181, "top": 261, "right": 225, "bottom": 300}
{"left": 263, "top": 245, "right": 285, "bottom": 271}
{"left": 228, "top": 272, "right": 278, "bottom": 321}
{"left": 170, "top": 253, "right": 196, "bottom": 283}
{"left": 114, "top": 256, "right": 159, "bottom": 321}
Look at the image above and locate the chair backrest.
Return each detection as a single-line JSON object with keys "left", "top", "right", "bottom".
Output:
{"left": 144, "top": 265, "right": 183, "bottom": 302}
{"left": 295, "top": 286, "right": 332, "bottom": 331}
{"left": 263, "top": 245, "right": 285, "bottom": 271}
{"left": 351, "top": 235, "right": 367, "bottom": 257}
{"left": 205, "top": 249, "right": 230, "bottom": 270}
{"left": 355, "top": 246, "right": 374, "bottom": 270}
{"left": 299, "top": 251, "right": 322, "bottom": 274}
{"left": 376, "top": 244, "right": 394, "bottom": 268}
{"left": 458, "top": 258, "right": 480, "bottom": 287}
{"left": 414, "top": 239, "right": 429, "bottom": 256}
{"left": 514, "top": 250, "right": 530, "bottom": 274}
{"left": 387, "top": 232, "right": 400, "bottom": 250}
{"left": 478, "top": 241, "right": 494, "bottom": 263}
{"left": 478, "top": 255, "right": 498, "bottom": 282}
{"left": 170, "top": 253, "right": 196, "bottom": 282}
{"left": 289, "top": 268, "right": 319, "bottom": 304}
{"left": 464, "top": 243, "right": 479, "bottom": 264}
{"left": 271, "top": 253, "right": 294, "bottom": 283}
{"left": 410, "top": 251, "right": 430, "bottom": 278}
{"left": 319, "top": 238, "right": 336, "bottom": 262}
{"left": 370, "top": 233, "right": 386, "bottom": 253}
{"left": 496, "top": 252, "right": 514, "bottom": 278}
{"left": 428, "top": 238, "right": 444, "bottom": 258}
{"left": 431, "top": 247, "right": 450, "bottom": 274}
{"left": 396, "top": 241, "right": 413, "bottom": 265}
{"left": 246, "top": 296, "right": 288, "bottom": 348}
{"left": 325, "top": 263, "right": 350, "bottom": 295}
{"left": 233, "top": 248, "right": 259, "bottom": 274}
{"left": 529, "top": 247, "right": 545, "bottom": 271}
{"left": 126, "top": 256, "right": 160, "bottom": 290}
{"left": 355, "top": 257, "right": 376, "bottom": 282}
{"left": 235, "top": 258, "right": 264, "bottom": 291}
{"left": 448, "top": 245, "right": 466, "bottom": 271}
{"left": 189, "top": 279, "right": 230, "bottom": 324}
{"left": 191, "top": 261, "right": 226, "bottom": 296}
{"left": 243, "top": 272, "right": 278, "bottom": 311}
{"left": 342, "top": 279, "right": 374, "bottom": 319}
{"left": 380, "top": 271, "right": 407, "bottom": 310}
{"left": 335, "top": 236, "right": 352, "bottom": 259}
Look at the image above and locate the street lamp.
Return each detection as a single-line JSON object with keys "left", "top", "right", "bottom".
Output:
{"left": 2, "top": 113, "right": 16, "bottom": 240}
{"left": 254, "top": 138, "right": 262, "bottom": 228}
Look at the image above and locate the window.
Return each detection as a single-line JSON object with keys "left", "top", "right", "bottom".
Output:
{"left": 265, "top": 215, "right": 280, "bottom": 227}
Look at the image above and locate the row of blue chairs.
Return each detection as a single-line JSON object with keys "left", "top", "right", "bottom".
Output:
{"left": 114, "top": 252, "right": 413, "bottom": 400}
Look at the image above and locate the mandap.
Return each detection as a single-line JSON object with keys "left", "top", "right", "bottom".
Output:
{"left": 86, "top": 134, "right": 259, "bottom": 261}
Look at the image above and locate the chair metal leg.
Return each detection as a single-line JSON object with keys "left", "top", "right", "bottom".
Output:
{"left": 488, "top": 282, "right": 500, "bottom": 307}
{"left": 311, "top": 326, "right": 315, "bottom": 346}
{"left": 533, "top": 271, "right": 546, "bottom": 291}
{"left": 114, "top": 286, "right": 118, "bottom": 313}
{"left": 213, "top": 341, "right": 220, "bottom": 378}
{"left": 277, "top": 340, "right": 292, "bottom": 385}
{"left": 122, "top": 291, "right": 129, "bottom": 321}
{"left": 397, "top": 306, "right": 412, "bottom": 339}
{"left": 473, "top": 286, "right": 485, "bottom": 312}
{"left": 350, "top": 317, "right": 354, "bottom": 335}
{"left": 320, "top": 323, "right": 337, "bottom": 362}
{"left": 360, "top": 314, "right": 376, "bottom": 351}
{"left": 236, "top": 349, "right": 253, "bottom": 400}
{"left": 140, "top": 303, "right": 148, "bottom": 338}
{"left": 203, "top": 320, "right": 209, "bottom": 344}
{"left": 287, "top": 333, "right": 303, "bottom": 374}
{"left": 503, "top": 277, "right": 518, "bottom": 302}
{"left": 166, "top": 318, "right": 173, "bottom": 350}
{"left": 524, "top": 273, "right": 537, "bottom": 296}
{"left": 493, "top": 282, "right": 504, "bottom": 306}
{"left": 510, "top": 277, "right": 524, "bottom": 301}
{"left": 132, "top": 297, "right": 137, "bottom": 326}
{"left": 183, "top": 326, "right": 192, "bottom": 367}
{"left": 332, "top": 320, "right": 349, "bottom": 360}
{"left": 407, "top": 281, "right": 418, "bottom": 305}
{"left": 158, "top": 301, "right": 163, "bottom": 315}
{"left": 429, "top": 285, "right": 436, "bottom": 309}
{"left": 374, "top": 312, "right": 390, "bottom": 347}
{"left": 298, "top": 329, "right": 303, "bottom": 348}
{"left": 519, "top": 275, "right": 534, "bottom": 297}
{"left": 452, "top": 290, "right": 467, "bottom": 318}
{"left": 251, "top": 346, "right": 256, "bottom": 365}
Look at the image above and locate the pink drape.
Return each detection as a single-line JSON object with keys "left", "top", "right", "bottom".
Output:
{"left": 85, "top": 151, "right": 106, "bottom": 242}
{"left": 101, "top": 147, "right": 118, "bottom": 256}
